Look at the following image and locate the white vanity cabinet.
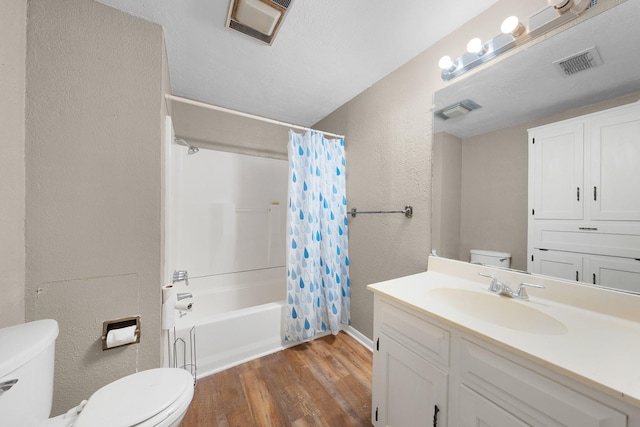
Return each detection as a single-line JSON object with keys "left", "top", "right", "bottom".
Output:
{"left": 372, "top": 292, "right": 638, "bottom": 427}
{"left": 528, "top": 102, "right": 640, "bottom": 289}
{"left": 371, "top": 299, "right": 449, "bottom": 427}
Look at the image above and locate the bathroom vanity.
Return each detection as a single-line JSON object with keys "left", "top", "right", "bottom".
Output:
{"left": 368, "top": 256, "right": 640, "bottom": 427}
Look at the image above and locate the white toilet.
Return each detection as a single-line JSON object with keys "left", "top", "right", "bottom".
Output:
{"left": 0, "top": 319, "right": 194, "bottom": 427}
{"left": 470, "top": 249, "right": 511, "bottom": 268}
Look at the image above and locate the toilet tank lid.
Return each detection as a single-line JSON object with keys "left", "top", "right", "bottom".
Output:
{"left": 0, "top": 319, "right": 58, "bottom": 379}
{"left": 470, "top": 249, "right": 511, "bottom": 258}
{"left": 74, "top": 368, "right": 193, "bottom": 427}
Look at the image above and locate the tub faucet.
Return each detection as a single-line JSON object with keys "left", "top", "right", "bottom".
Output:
{"left": 177, "top": 292, "right": 193, "bottom": 301}
{"left": 172, "top": 270, "right": 189, "bottom": 286}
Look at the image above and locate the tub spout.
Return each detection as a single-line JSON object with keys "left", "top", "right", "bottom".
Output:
{"left": 177, "top": 292, "right": 193, "bottom": 301}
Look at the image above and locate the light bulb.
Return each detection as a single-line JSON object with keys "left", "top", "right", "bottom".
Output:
{"left": 438, "top": 56, "right": 454, "bottom": 70}
{"left": 466, "top": 38, "right": 484, "bottom": 55}
{"left": 548, "top": 0, "right": 574, "bottom": 14}
{"left": 501, "top": 16, "right": 525, "bottom": 37}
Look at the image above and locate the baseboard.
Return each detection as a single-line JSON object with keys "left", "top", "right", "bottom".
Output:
{"left": 342, "top": 325, "right": 373, "bottom": 352}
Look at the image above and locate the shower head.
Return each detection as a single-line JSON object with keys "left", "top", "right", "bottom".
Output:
{"left": 174, "top": 138, "right": 200, "bottom": 155}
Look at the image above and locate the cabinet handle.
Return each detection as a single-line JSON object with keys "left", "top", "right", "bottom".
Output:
{"left": 433, "top": 404, "right": 440, "bottom": 427}
{"left": 593, "top": 273, "right": 597, "bottom": 285}
{"left": 576, "top": 271, "right": 579, "bottom": 281}
{"left": 577, "top": 187, "right": 580, "bottom": 201}
{"left": 594, "top": 186, "right": 597, "bottom": 201}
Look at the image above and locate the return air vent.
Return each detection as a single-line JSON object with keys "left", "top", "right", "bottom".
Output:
{"left": 552, "top": 46, "right": 603, "bottom": 77}
{"left": 226, "top": 0, "right": 293, "bottom": 45}
{"left": 270, "top": 0, "right": 291, "bottom": 8}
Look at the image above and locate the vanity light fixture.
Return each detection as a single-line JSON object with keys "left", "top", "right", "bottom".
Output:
{"left": 439, "top": 0, "right": 595, "bottom": 81}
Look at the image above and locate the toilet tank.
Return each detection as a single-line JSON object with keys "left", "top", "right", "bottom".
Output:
{"left": 0, "top": 319, "right": 59, "bottom": 427}
{"left": 470, "top": 249, "right": 511, "bottom": 268}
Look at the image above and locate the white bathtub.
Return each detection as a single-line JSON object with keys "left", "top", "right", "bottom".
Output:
{"left": 173, "top": 267, "right": 287, "bottom": 378}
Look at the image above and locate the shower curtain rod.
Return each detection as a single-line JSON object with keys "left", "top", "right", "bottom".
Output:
{"left": 166, "top": 94, "right": 345, "bottom": 139}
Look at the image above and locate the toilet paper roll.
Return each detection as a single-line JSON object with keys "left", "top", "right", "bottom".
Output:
{"left": 106, "top": 325, "right": 138, "bottom": 349}
{"left": 175, "top": 300, "right": 193, "bottom": 312}
{"left": 162, "top": 285, "right": 177, "bottom": 330}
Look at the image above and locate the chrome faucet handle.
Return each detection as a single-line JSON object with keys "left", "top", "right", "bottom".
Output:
{"left": 478, "top": 272, "right": 502, "bottom": 293}
{"left": 514, "top": 282, "right": 545, "bottom": 300}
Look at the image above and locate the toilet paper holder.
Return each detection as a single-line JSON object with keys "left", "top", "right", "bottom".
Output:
{"left": 101, "top": 316, "right": 141, "bottom": 351}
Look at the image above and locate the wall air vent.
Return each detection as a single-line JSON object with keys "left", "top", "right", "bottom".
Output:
{"left": 226, "top": 0, "right": 293, "bottom": 45}
{"left": 435, "top": 99, "right": 482, "bottom": 120}
{"left": 552, "top": 46, "right": 603, "bottom": 77}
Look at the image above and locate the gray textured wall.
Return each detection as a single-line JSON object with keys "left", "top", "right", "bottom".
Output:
{"left": 24, "top": 0, "right": 165, "bottom": 415}
{"left": 315, "top": 0, "right": 548, "bottom": 340}
{"left": 0, "top": 0, "right": 27, "bottom": 327}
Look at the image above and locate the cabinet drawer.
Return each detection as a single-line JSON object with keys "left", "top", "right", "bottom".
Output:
{"left": 378, "top": 300, "right": 450, "bottom": 367}
{"left": 460, "top": 339, "right": 626, "bottom": 426}
{"left": 533, "top": 221, "right": 640, "bottom": 258}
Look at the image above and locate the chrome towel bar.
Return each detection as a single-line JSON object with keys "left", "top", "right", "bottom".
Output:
{"left": 349, "top": 205, "right": 413, "bottom": 218}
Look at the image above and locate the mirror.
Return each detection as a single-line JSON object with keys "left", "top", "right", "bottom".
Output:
{"left": 432, "top": 1, "right": 640, "bottom": 292}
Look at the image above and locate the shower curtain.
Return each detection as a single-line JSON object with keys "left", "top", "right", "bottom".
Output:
{"left": 284, "top": 130, "right": 350, "bottom": 343}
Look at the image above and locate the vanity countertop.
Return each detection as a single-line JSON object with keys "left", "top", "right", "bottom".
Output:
{"left": 368, "top": 256, "right": 640, "bottom": 407}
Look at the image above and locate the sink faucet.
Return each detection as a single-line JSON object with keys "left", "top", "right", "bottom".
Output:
{"left": 478, "top": 273, "right": 544, "bottom": 300}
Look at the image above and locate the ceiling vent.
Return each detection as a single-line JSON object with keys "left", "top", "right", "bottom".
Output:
{"left": 435, "top": 99, "right": 482, "bottom": 120}
{"left": 226, "top": 0, "right": 292, "bottom": 45}
{"left": 552, "top": 46, "right": 603, "bottom": 77}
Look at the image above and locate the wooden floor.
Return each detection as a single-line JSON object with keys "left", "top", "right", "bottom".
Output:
{"left": 181, "top": 332, "right": 373, "bottom": 427}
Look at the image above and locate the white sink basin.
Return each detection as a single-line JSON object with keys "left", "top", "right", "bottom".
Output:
{"left": 429, "top": 288, "right": 568, "bottom": 335}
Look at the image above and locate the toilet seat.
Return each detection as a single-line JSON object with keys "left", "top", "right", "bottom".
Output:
{"left": 73, "top": 368, "right": 194, "bottom": 427}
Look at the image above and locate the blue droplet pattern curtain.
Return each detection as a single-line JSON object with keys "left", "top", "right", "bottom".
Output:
{"left": 284, "top": 130, "right": 350, "bottom": 343}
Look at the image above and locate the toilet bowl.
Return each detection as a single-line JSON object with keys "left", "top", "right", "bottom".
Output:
{"left": 0, "top": 320, "right": 194, "bottom": 427}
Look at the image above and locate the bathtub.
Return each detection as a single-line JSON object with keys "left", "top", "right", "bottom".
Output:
{"left": 172, "top": 266, "right": 288, "bottom": 379}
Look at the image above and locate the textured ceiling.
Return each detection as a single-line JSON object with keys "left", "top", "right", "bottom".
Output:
{"left": 95, "top": 0, "right": 499, "bottom": 126}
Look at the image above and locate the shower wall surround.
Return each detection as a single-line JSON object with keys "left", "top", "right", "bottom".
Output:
{"left": 175, "top": 149, "right": 288, "bottom": 279}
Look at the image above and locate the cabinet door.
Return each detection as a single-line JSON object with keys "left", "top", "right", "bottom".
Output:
{"left": 531, "top": 249, "right": 584, "bottom": 282}
{"left": 460, "top": 340, "right": 627, "bottom": 427}
{"left": 590, "top": 106, "right": 640, "bottom": 221}
{"left": 372, "top": 333, "right": 447, "bottom": 427}
{"left": 589, "top": 255, "right": 640, "bottom": 293}
{"left": 460, "top": 385, "right": 529, "bottom": 427}
{"left": 530, "top": 123, "right": 584, "bottom": 220}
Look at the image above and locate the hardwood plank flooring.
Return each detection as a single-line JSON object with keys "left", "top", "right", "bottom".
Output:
{"left": 181, "top": 332, "right": 373, "bottom": 427}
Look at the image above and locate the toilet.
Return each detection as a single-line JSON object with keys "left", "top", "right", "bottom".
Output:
{"left": 0, "top": 319, "right": 194, "bottom": 427}
{"left": 470, "top": 249, "right": 511, "bottom": 269}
